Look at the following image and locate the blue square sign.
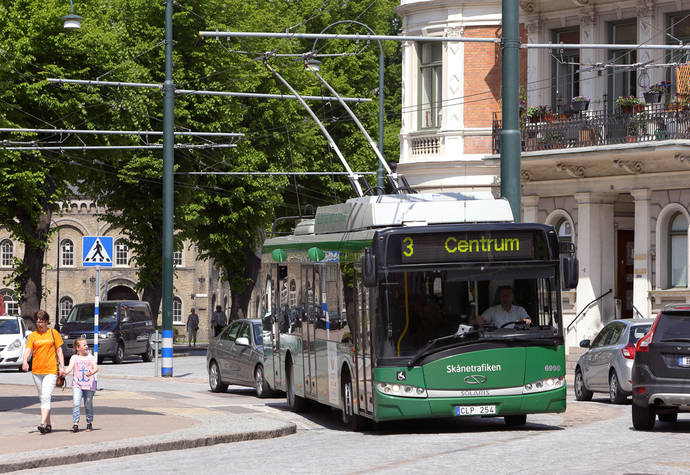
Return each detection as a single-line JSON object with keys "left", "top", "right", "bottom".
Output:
{"left": 82, "top": 236, "right": 113, "bottom": 267}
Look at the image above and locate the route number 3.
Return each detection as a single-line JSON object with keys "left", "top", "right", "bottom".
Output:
{"left": 402, "top": 237, "right": 414, "bottom": 257}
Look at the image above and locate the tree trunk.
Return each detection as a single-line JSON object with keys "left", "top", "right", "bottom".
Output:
{"left": 17, "top": 210, "right": 52, "bottom": 319}
{"left": 229, "top": 245, "right": 261, "bottom": 321}
{"left": 142, "top": 277, "right": 163, "bottom": 327}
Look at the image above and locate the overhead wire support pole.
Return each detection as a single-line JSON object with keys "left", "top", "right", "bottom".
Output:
{"left": 263, "top": 60, "right": 364, "bottom": 198}
{"left": 46, "top": 78, "right": 371, "bottom": 103}
{"left": 304, "top": 62, "right": 398, "bottom": 193}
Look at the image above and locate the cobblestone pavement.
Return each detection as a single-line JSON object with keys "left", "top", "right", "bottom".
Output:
{"left": 4, "top": 356, "right": 688, "bottom": 474}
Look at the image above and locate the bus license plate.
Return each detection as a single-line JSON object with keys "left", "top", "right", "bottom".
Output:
{"left": 679, "top": 356, "right": 690, "bottom": 367}
{"left": 455, "top": 405, "right": 496, "bottom": 416}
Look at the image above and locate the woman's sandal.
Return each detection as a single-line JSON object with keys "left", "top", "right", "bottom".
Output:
{"left": 37, "top": 424, "right": 46, "bottom": 434}
{"left": 86, "top": 423, "right": 93, "bottom": 432}
{"left": 45, "top": 425, "right": 52, "bottom": 433}
{"left": 72, "top": 424, "right": 79, "bottom": 433}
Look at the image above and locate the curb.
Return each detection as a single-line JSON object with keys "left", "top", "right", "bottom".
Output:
{"left": 0, "top": 424, "right": 296, "bottom": 473}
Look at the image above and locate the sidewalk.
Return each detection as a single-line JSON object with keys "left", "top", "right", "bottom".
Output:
{"left": 0, "top": 383, "right": 295, "bottom": 473}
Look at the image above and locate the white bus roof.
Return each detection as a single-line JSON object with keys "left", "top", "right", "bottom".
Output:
{"left": 313, "top": 192, "right": 514, "bottom": 234}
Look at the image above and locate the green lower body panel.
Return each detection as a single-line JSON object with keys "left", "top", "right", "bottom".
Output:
{"left": 375, "top": 385, "right": 566, "bottom": 422}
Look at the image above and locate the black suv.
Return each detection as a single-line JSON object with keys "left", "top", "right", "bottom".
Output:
{"left": 631, "top": 305, "right": 690, "bottom": 430}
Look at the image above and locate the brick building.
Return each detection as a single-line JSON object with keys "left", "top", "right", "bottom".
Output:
{"left": 0, "top": 199, "right": 230, "bottom": 342}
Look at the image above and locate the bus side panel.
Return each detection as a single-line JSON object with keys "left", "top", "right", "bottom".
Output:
{"left": 282, "top": 334, "right": 306, "bottom": 398}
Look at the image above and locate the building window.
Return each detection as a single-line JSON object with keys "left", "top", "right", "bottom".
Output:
{"left": 418, "top": 42, "right": 443, "bottom": 129}
{"left": 557, "top": 219, "right": 572, "bottom": 243}
{"left": 1, "top": 240, "right": 13, "bottom": 267}
{"left": 669, "top": 212, "right": 688, "bottom": 287}
{"left": 667, "top": 13, "right": 690, "bottom": 83}
{"left": 115, "top": 240, "right": 129, "bottom": 266}
{"left": 60, "top": 296, "right": 73, "bottom": 321}
{"left": 608, "top": 21, "right": 637, "bottom": 112}
{"left": 551, "top": 28, "right": 580, "bottom": 112}
{"left": 173, "top": 250, "right": 183, "bottom": 267}
{"left": 289, "top": 280, "right": 297, "bottom": 308}
{"left": 0, "top": 289, "right": 19, "bottom": 316}
{"left": 61, "top": 239, "right": 74, "bottom": 267}
{"left": 173, "top": 297, "right": 183, "bottom": 324}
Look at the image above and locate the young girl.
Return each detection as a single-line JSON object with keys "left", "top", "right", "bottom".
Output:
{"left": 63, "top": 338, "right": 98, "bottom": 432}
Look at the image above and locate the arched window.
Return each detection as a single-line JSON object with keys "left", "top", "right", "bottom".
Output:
{"left": 173, "top": 250, "right": 183, "bottom": 267}
{"left": 0, "top": 289, "right": 19, "bottom": 316}
{"left": 61, "top": 239, "right": 74, "bottom": 267}
{"left": 289, "top": 280, "right": 297, "bottom": 307}
{"left": 173, "top": 297, "right": 182, "bottom": 324}
{"left": 115, "top": 240, "right": 129, "bottom": 266}
{"left": 1, "top": 240, "right": 13, "bottom": 267}
{"left": 669, "top": 213, "right": 688, "bottom": 287}
{"left": 60, "top": 296, "right": 73, "bottom": 321}
{"left": 557, "top": 219, "right": 572, "bottom": 244}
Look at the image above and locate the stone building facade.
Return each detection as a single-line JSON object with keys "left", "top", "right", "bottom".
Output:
{"left": 0, "top": 199, "right": 231, "bottom": 342}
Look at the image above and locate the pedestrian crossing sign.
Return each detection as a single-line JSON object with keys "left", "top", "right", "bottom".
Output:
{"left": 82, "top": 236, "right": 113, "bottom": 267}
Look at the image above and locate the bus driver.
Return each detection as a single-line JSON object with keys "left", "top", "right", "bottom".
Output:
{"left": 476, "top": 286, "right": 532, "bottom": 328}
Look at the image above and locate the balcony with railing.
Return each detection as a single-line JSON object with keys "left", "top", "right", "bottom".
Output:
{"left": 491, "top": 103, "right": 690, "bottom": 154}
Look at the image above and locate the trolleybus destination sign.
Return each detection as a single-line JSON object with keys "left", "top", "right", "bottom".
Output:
{"left": 398, "top": 230, "right": 538, "bottom": 264}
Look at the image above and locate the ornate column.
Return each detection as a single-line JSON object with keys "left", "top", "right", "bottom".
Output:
{"left": 444, "top": 26, "right": 464, "bottom": 156}
{"left": 522, "top": 195, "right": 540, "bottom": 222}
{"left": 574, "top": 192, "right": 616, "bottom": 337}
{"left": 631, "top": 189, "right": 652, "bottom": 318}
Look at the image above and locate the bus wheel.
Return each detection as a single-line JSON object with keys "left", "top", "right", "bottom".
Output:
{"left": 504, "top": 414, "right": 527, "bottom": 427}
{"left": 341, "top": 372, "right": 362, "bottom": 431}
{"left": 286, "top": 359, "right": 307, "bottom": 412}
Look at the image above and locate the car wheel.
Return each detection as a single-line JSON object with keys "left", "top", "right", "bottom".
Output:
{"left": 341, "top": 370, "right": 364, "bottom": 431}
{"left": 574, "top": 368, "right": 593, "bottom": 401}
{"left": 141, "top": 343, "right": 154, "bottom": 363}
{"left": 608, "top": 371, "right": 627, "bottom": 404}
{"left": 286, "top": 359, "right": 307, "bottom": 412}
{"left": 658, "top": 413, "right": 678, "bottom": 423}
{"left": 255, "top": 364, "right": 271, "bottom": 398}
{"left": 113, "top": 343, "right": 125, "bottom": 364}
{"left": 632, "top": 403, "right": 656, "bottom": 431}
{"left": 209, "top": 361, "right": 228, "bottom": 393}
{"left": 504, "top": 414, "right": 527, "bottom": 427}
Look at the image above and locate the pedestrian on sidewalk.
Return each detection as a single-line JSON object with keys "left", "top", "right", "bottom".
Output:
{"left": 211, "top": 305, "right": 226, "bottom": 337}
{"left": 63, "top": 337, "right": 98, "bottom": 433}
{"left": 187, "top": 308, "right": 199, "bottom": 347}
{"left": 21, "top": 310, "right": 66, "bottom": 435}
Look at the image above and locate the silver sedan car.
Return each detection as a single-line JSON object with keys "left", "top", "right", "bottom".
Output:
{"left": 206, "top": 319, "right": 273, "bottom": 398}
{"left": 574, "top": 318, "right": 654, "bottom": 404}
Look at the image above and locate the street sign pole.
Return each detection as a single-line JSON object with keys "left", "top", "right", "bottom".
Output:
{"left": 94, "top": 265, "right": 99, "bottom": 363}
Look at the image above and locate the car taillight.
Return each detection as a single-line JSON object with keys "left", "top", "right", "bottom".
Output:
{"left": 636, "top": 312, "right": 662, "bottom": 353}
{"left": 634, "top": 387, "right": 645, "bottom": 395}
{"left": 621, "top": 344, "right": 635, "bottom": 359}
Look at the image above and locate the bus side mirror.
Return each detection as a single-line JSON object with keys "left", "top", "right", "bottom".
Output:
{"left": 563, "top": 256, "right": 579, "bottom": 289}
{"left": 362, "top": 248, "right": 376, "bottom": 288}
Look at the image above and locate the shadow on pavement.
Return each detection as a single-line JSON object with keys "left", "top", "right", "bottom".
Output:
{"left": 13, "top": 406, "right": 165, "bottom": 416}
{"left": 0, "top": 395, "right": 72, "bottom": 412}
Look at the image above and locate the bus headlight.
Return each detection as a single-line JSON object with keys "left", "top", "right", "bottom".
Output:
{"left": 523, "top": 376, "right": 564, "bottom": 394}
{"left": 376, "top": 382, "right": 427, "bottom": 398}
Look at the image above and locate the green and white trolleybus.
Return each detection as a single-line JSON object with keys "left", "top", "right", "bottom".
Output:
{"left": 259, "top": 192, "right": 577, "bottom": 429}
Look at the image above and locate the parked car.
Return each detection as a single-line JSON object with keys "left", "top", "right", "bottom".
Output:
{"left": 575, "top": 318, "right": 655, "bottom": 404}
{"left": 206, "top": 319, "right": 272, "bottom": 397}
{"left": 632, "top": 305, "right": 690, "bottom": 430}
{"left": 60, "top": 300, "right": 155, "bottom": 364}
{"left": 0, "top": 316, "right": 31, "bottom": 371}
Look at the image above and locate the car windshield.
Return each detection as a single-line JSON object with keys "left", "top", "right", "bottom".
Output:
{"left": 629, "top": 324, "right": 652, "bottom": 344}
{"left": 656, "top": 313, "right": 690, "bottom": 341}
{"left": 0, "top": 319, "right": 19, "bottom": 334}
{"left": 252, "top": 324, "right": 262, "bottom": 346}
{"left": 66, "top": 304, "right": 118, "bottom": 324}
{"left": 375, "top": 264, "right": 561, "bottom": 360}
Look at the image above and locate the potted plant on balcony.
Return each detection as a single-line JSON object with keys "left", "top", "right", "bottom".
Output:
{"left": 616, "top": 95, "right": 642, "bottom": 114}
{"left": 525, "top": 105, "right": 548, "bottom": 123}
{"left": 571, "top": 95, "right": 590, "bottom": 112}
{"left": 644, "top": 83, "right": 665, "bottom": 103}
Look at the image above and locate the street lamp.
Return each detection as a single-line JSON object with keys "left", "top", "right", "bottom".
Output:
{"left": 62, "top": 0, "right": 83, "bottom": 29}
{"left": 311, "top": 21, "right": 385, "bottom": 192}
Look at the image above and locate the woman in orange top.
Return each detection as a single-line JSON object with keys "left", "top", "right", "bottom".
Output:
{"left": 21, "top": 310, "right": 65, "bottom": 434}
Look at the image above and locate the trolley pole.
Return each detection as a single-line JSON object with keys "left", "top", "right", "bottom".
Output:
{"left": 500, "top": 0, "right": 521, "bottom": 222}
{"left": 161, "top": 0, "right": 175, "bottom": 377}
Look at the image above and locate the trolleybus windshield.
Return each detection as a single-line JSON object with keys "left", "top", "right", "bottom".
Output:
{"left": 376, "top": 264, "right": 561, "bottom": 363}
